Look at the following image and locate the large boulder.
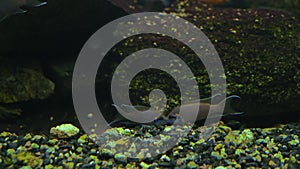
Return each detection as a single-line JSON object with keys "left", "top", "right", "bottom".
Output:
{"left": 96, "top": 0, "right": 300, "bottom": 120}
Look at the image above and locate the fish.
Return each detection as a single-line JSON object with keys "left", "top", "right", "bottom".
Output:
{"left": 0, "top": 0, "right": 47, "bottom": 22}
{"left": 168, "top": 95, "right": 244, "bottom": 122}
{"left": 107, "top": 0, "right": 177, "bottom": 13}
{"left": 109, "top": 104, "right": 163, "bottom": 126}
{"left": 109, "top": 94, "right": 243, "bottom": 126}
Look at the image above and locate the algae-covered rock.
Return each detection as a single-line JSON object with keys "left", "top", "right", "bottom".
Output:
{"left": 0, "top": 67, "right": 54, "bottom": 103}
{"left": 99, "top": 0, "right": 300, "bottom": 119}
{"left": 50, "top": 123, "right": 80, "bottom": 139}
{"left": 0, "top": 58, "right": 54, "bottom": 119}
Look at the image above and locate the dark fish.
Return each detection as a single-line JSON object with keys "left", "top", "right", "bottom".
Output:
{"left": 110, "top": 94, "right": 243, "bottom": 126}
{"left": 107, "top": 0, "right": 177, "bottom": 13}
{"left": 0, "top": 0, "right": 47, "bottom": 22}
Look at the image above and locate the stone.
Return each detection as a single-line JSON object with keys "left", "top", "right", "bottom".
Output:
{"left": 50, "top": 124, "right": 80, "bottom": 139}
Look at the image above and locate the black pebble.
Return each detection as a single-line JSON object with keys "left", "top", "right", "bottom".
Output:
{"left": 82, "top": 163, "right": 96, "bottom": 168}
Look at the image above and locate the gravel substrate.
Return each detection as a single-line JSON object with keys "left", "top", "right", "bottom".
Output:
{"left": 0, "top": 121, "right": 300, "bottom": 168}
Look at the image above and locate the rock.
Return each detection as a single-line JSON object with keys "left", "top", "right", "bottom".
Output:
{"left": 0, "top": 67, "right": 54, "bottom": 103}
{"left": 50, "top": 124, "right": 80, "bottom": 139}
{"left": 0, "top": 58, "right": 54, "bottom": 119}
{"left": 114, "top": 153, "right": 127, "bottom": 164}
{"left": 225, "top": 129, "right": 254, "bottom": 146}
{"left": 187, "top": 161, "right": 198, "bottom": 169}
{"left": 99, "top": 0, "right": 300, "bottom": 121}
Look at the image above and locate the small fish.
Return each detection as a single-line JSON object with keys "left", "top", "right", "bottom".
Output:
{"left": 0, "top": 0, "right": 47, "bottom": 22}
{"left": 168, "top": 95, "right": 243, "bottom": 122}
{"left": 110, "top": 94, "right": 243, "bottom": 126}
{"left": 110, "top": 104, "right": 162, "bottom": 126}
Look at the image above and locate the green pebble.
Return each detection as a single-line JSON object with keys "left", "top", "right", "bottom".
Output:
{"left": 32, "top": 135, "right": 44, "bottom": 140}
{"left": 211, "top": 151, "right": 223, "bottom": 160}
{"left": 64, "top": 162, "right": 74, "bottom": 169}
{"left": 288, "top": 139, "right": 299, "bottom": 146}
{"left": 164, "top": 126, "right": 172, "bottom": 132}
{"left": 187, "top": 161, "right": 198, "bottom": 169}
{"left": 114, "top": 128, "right": 125, "bottom": 135}
{"left": 17, "top": 146, "right": 26, "bottom": 152}
{"left": 101, "top": 148, "right": 115, "bottom": 157}
{"left": 77, "top": 134, "right": 88, "bottom": 144}
{"left": 76, "top": 147, "right": 83, "bottom": 153}
{"left": 215, "top": 166, "right": 227, "bottom": 169}
{"left": 140, "top": 161, "right": 151, "bottom": 169}
{"left": 7, "top": 148, "right": 15, "bottom": 155}
{"left": 160, "top": 154, "right": 171, "bottom": 162}
{"left": 255, "top": 138, "right": 268, "bottom": 144}
{"left": 124, "top": 129, "right": 132, "bottom": 135}
{"left": 46, "top": 147, "right": 55, "bottom": 154}
{"left": 31, "top": 143, "right": 39, "bottom": 149}
{"left": 23, "top": 133, "right": 32, "bottom": 140}
{"left": 0, "top": 131, "right": 12, "bottom": 137}
{"left": 48, "top": 139, "right": 58, "bottom": 145}
{"left": 114, "top": 153, "right": 127, "bottom": 163}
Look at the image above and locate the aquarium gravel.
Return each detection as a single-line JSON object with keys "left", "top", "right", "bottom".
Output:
{"left": 0, "top": 122, "right": 300, "bottom": 168}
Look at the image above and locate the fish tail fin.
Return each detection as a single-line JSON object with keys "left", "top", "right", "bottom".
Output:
{"left": 109, "top": 104, "right": 128, "bottom": 126}
{"left": 26, "top": 0, "right": 47, "bottom": 7}
{"left": 107, "top": 114, "right": 124, "bottom": 126}
{"left": 222, "top": 95, "right": 244, "bottom": 116}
